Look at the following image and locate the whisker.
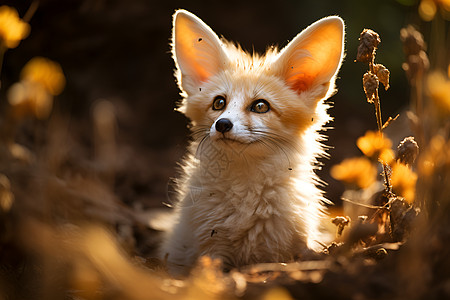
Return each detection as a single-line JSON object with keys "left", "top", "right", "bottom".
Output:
{"left": 189, "top": 125, "right": 302, "bottom": 169}
{"left": 263, "top": 137, "right": 292, "bottom": 168}
{"left": 252, "top": 129, "right": 299, "bottom": 151}
{"left": 190, "top": 125, "right": 210, "bottom": 140}
{"left": 195, "top": 134, "right": 211, "bottom": 158}
{"left": 250, "top": 128, "right": 299, "bottom": 168}
{"left": 185, "top": 124, "right": 212, "bottom": 159}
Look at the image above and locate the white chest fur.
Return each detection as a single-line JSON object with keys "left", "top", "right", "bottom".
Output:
{"left": 160, "top": 141, "right": 324, "bottom": 274}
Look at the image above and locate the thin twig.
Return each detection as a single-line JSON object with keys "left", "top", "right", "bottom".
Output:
{"left": 23, "top": 1, "right": 40, "bottom": 23}
{"left": 242, "top": 260, "right": 332, "bottom": 274}
{"left": 353, "top": 242, "right": 402, "bottom": 257}
{"left": 382, "top": 114, "right": 399, "bottom": 130}
{"left": 364, "top": 39, "right": 392, "bottom": 194}
{"left": 374, "top": 91, "right": 392, "bottom": 193}
{"left": 341, "top": 197, "right": 385, "bottom": 209}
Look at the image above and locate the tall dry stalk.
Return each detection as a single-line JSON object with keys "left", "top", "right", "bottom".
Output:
{"left": 355, "top": 29, "right": 393, "bottom": 193}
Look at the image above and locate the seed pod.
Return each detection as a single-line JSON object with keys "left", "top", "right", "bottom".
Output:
{"left": 332, "top": 216, "right": 351, "bottom": 237}
{"left": 396, "top": 136, "right": 419, "bottom": 166}
{"left": 389, "top": 196, "right": 420, "bottom": 242}
{"left": 356, "top": 29, "right": 381, "bottom": 63}
{"left": 373, "top": 64, "right": 390, "bottom": 90}
{"left": 363, "top": 72, "right": 379, "bottom": 103}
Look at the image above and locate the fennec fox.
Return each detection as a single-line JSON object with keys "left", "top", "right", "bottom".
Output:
{"left": 160, "top": 9, "right": 344, "bottom": 275}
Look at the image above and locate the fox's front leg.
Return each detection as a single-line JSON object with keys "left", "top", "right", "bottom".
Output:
{"left": 161, "top": 214, "right": 198, "bottom": 276}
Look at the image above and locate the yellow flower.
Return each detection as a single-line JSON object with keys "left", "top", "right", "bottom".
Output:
{"left": 379, "top": 148, "right": 395, "bottom": 164}
{"left": 262, "top": 288, "right": 294, "bottom": 300}
{"left": 8, "top": 57, "right": 65, "bottom": 119}
{"left": 419, "top": 0, "right": 437, "bottom": 21}
{"left": 0, "top": 6, "right": 30, "bottom": 49}
{"left": 391, "top": 163, "right": 417, "bottom": 203}
{"left": 427, "top": 72, "right": 450, "bottom": 115}
{"left": 8, "top": 80, "right": 53, "bottom": 119}
{"left": 357, "top": 130, "right": 393, "bottom": 161}
{"left": 21, "top": 57, "right": 66, "bottom": 95}
{"left": 331, "top": 157, "right": 377, "bottom": 189}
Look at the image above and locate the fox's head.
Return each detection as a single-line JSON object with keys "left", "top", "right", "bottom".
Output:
{"left": 172, "top": 10, "right": 344, "bottom": 160}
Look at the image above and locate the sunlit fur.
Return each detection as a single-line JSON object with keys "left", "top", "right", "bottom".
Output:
{"left": 160, "top": 10, "right": 345, "bottom": 276}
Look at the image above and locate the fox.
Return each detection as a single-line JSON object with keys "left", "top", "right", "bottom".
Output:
{"left": 160, "top": 9, "right": 345, "bottom": 276}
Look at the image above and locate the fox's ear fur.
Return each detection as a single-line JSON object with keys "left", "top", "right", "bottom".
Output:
{"left": 273, "top": 16, "right": 344, "bottom": 97}
{"left": 172, "top": 10, "right": 227, "bottom": 94}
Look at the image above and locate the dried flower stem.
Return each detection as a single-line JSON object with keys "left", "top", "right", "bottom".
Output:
{"left": 357, "top": 29, "right": 392, "bottom": 193}
{"left": 377, "top": 120, "right": 392, "bottom": 191}
{"left": 242, "top": 260, "right": 332, "bottom": 274}
{"left": 23, "top": 1, "right": 39, "bottom": 23}
{"left": 370, "top": 62, "right": 392, "bottom": 192}
{"left": 368, "top": 61, "right": 384, "bottom": 133}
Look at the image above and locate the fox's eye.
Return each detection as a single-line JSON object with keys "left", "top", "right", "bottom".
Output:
{"left": 251, "top": 99, "right": 270, "bottom": 113}
{"left": 212, "top": 96, "right": 226, "bottom": 110}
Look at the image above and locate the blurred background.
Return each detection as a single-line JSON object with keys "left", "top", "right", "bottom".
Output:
{"left": 0, "top": 0, "right": 428, "bottom": 237}
{"left": 2, "top": 0, "right": 449, "bottom": 298}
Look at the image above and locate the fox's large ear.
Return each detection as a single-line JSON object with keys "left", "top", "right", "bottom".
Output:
{"left": 274, "top": 16, "right": 344, "bottom": 97}
{"left": 172, "top": 10, "right": 227, "bottom": 93}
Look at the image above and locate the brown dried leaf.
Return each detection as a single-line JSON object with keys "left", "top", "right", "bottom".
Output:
{"left": 389, "top": 197, "right": 420, "bottom": 242}
{"left": 331, "top": 216, "right": 351, "bottom": 237}
{"left": 373, "top": 64, "right": 390, "bottom": 90}
{"left": 356, "top": 29, "right": 381, "bottom": 63}
{"left": 396, "top": 136, "right": 419, "bottom": 166}
{"left": 363, "top": 72, "right": 379, "bottom": 103}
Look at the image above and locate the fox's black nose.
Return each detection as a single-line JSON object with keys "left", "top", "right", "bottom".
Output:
{"left": 215, "top": 118, "right": 233, "bottom": 133}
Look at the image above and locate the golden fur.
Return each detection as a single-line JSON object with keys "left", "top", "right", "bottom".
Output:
{"left": 160, "top": 9, "right": 345, "bottom": 276}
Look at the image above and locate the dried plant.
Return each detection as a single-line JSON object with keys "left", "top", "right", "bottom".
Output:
{"left": 356, "top": 29, "right": 393, "bottom": 192}
{"left": 330, "top": 28, "right": 422, "bottom": 259}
